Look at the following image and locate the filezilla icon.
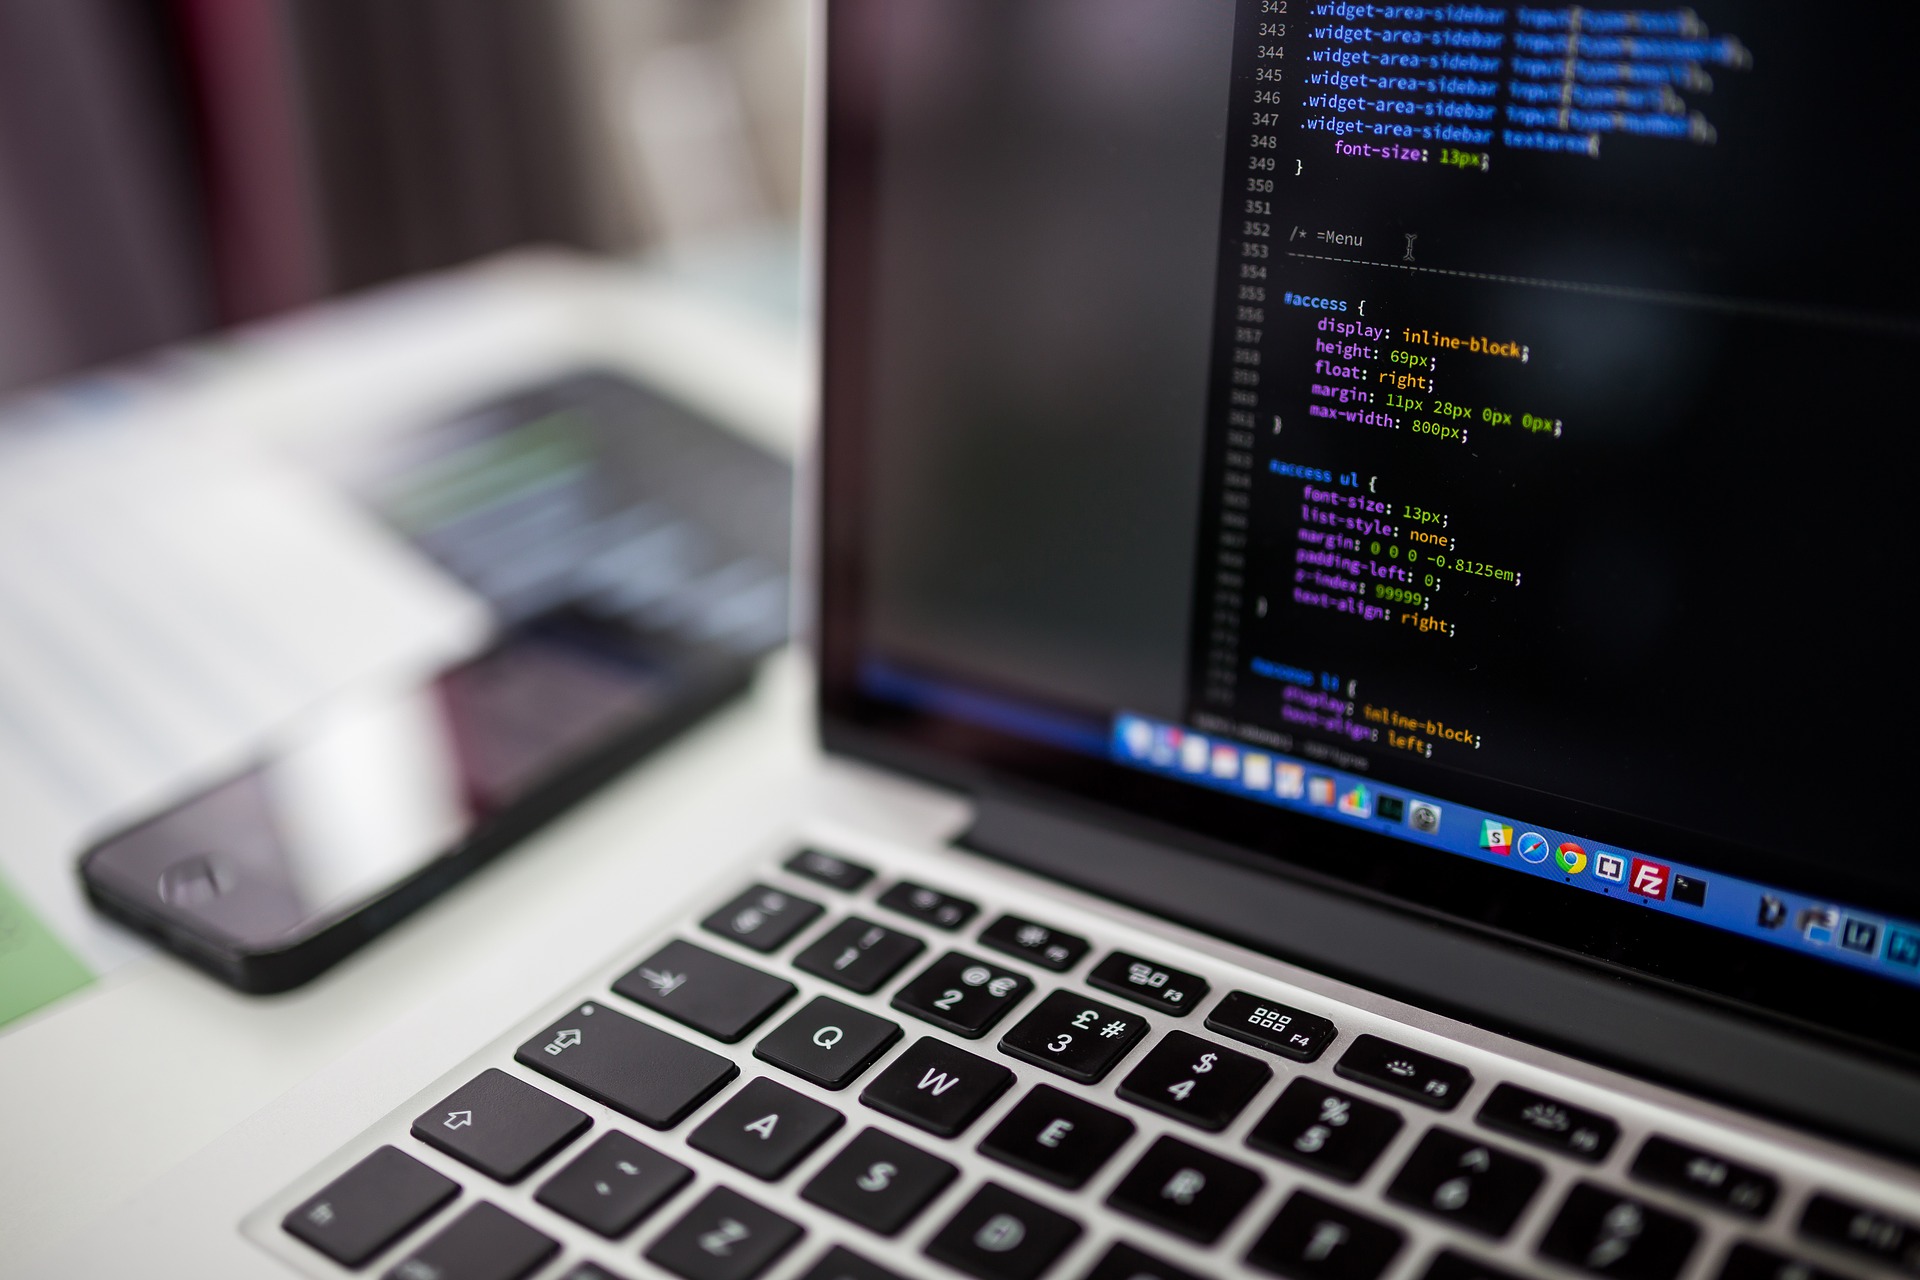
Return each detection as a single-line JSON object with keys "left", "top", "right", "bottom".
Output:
{"left": 1629, "top": 858, "right": 1670, "bottom": 900}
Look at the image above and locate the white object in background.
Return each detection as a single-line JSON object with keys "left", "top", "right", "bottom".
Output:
{"left": 0, "top": 421, "right": 489, "bottom": 975}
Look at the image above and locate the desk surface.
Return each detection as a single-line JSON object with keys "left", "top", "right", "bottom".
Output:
{"left": 0, "top": 248, "right": 816, "bottom": 1263}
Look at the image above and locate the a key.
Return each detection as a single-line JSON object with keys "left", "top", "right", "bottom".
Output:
{"left": 1116, "top": 1030, "right": 1271, "bottom": 1131}
{"left": 1206, "top": 990, "right": 1337, "bottom": 1063}
{"left": 1088, "top": 951, "right": 1209, "bottom": 1016}
{"left": 998, "top": 989, "right": 1149, "bottom": 1083}
{"left": 644, "top": 1186, "right": 806, "bottom": 1280}
{"left": 785, "top": 848, "right": 875, "bottom": 892}
{"left": 1717, "top": 1242, "right": 1859, "bottom": 1280}
{"left": 1475, "top": 1082, "right": 1617, "bottom": 1162}
{"left": 978, "top": 914, "right": 1089, "bottom": 972}
{"left": 860, "top": 1035, "right": 1014, "bottom": 1137}
{"left": 1630, "top": 1135, "right": 1777, "bottom": 1219}
{"left": 925, "top": 1183, "right": 1082, "bottom": 1280}
{"left": 754, "top": 995, "right": 901, "bottom": 1089}
{"left": 1418, "top": 1249, "right": 1530, "bottom": 1280}
{"left": 1082, "top": 1241, "right": 1206, "bottom": 1280}
{"left": 533, "top": 1131, "right": 690, "bottom": 1238}
{"left": 410, "top": 1068, "right": 590, "bottom": 1183}
{"left": 1245, "top": 1189, "right": 1405, "bottom": 1280}
{"left": 979, "top": 1084, "right": 1136, "bottom": 1189}
{"left": 1385, "top": 1128, "right": 1543, "bottom": 1239}
{"left": 797, "top": 1245, "right": 905, "bottom": 1280}
{"left": 1245, "top": 1078, "right": 1403, "bottom": 1183}
{"left": 1799, "top": 1193, "right": 1920, "bottom": 1274}
{"left": 800, "top": 1127, "right": 958, "bottom": 1236}
{"left": 1106, "top": 1133, "right": 1264, "bottom": 1245}
{"left": 1335, "top": 1034, "right": 1472, "bottom": 1110}
{"left": 283, "top": 1145, "right": 458, "bottom": 1268}
{"left": 793, "top": 917, "right": 925, "bottom": 994}
{"left": 703, "top": 884, "right": 824, "bottom": 953}
{"left": 689, "top": 1077, "right": 845, "bottom": 1180}
{"left": 1538, "top": 1183, "right": 1700, "bottom": 1280}
{"left": 382, "top": 1201, "right": 556, "bottom": 1280}
{"left": 515, "top": 1002, "right": 737, "bottom": 1128}
{"left": 891, "top": 952, "right": 1033, "bottom": 1037}
{"left": 612, "top": 940, "right": 795, "bottom": 1043}
{"left": 878, "top": 881, "right": 977, "bottom": 930}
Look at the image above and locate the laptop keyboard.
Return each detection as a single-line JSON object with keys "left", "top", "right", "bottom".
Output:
{"left": 257, "top": 844, "right": 1920, "bottom": 1280}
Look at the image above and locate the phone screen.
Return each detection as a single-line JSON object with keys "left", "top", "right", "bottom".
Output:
{"left": 81, "top": 372, "right": 789, "bottom": 965}
{"left": 81, "top": 615, "right": 670, "bottom": 950}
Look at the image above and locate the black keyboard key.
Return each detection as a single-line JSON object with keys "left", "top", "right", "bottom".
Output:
{"left": 1800, "top": 1193, "right": 1920, "bottom": 1274}
{"left": 557, "top": 1264, "right": 627, "bottom": 1280}
{"left": 926, "top": 1183, "right": 1082, "bottom": 1280}
{"left": 383, "top": 1202, "right": 556, "bottom": 1280}
{"left": 1083, "top": 1241, "right": 1205, "bottom": 1280}
{"left": 516, "top": 1002, "right": 737, "bottom": 1128}
{"left": 1385, "top": 1128, "right": 1543, "bottom": 1239}
{"left": 798, "top": 1245, "right": 904, "bottom": 1280}
{"left": 1718, "top": 1241, "right": 1861, "bottom": 1280}
{"left": 861, "top": 1036, "right": 1014, "bottom": 1137}
{"left": 533, "top": 1131, "right": 690, "bottom": 1238}
{"left": 284, "top": 1145, "right": 458, "bottom": 1268}
{"left": 979, "top": 914, "right": 1089, "bottom": 972}
{"left": 879, "top": 881, "right": 978, "bottom": 930}
{"left": 892, "top": 952, "right": 1033, "bottom": 1037}
{"left": 612, "top": 940, "right": 795, "bottom": 1043}
{"left": 979, "top": 1084, "right": 1136, "bottom": 1189}
{"left": 1539, "top": 1183, "right": 1700, "bottom": 1280}
{"left": 1106, "top": 1134, "right": 1264, "bottom": 1244}
{"left": 703, "top": 884, "right": 824, "bottom": 953}
{"left": 1245, "top": 1078, "right": 1403, "bottom": 1183}
{"left": 1336, "top": 1034, "right": 1472, "bottom": 1110}
{"left": 1419, "top": 1249, "right": 1529, "bottom": 1280}
{"left": 1475, "top": 1082, "right": 1618, "bottom": 1162}
{"left": 1630, "top": 1135, "right": 1777, "bottom": 1219}
{"left": 998, "top": 989, "right": 1150, "bottom": 1083}
{"left": 1207, "top": 991, "right": 1338, "bottom": 1063}
{"left": 689, "top": 1077, "right": 845, "bottom": 1179}
{"left": 786, "top": 848, "right": 875, "bottom": 892}
{"left": 645, "top": 1186, "right": 805, "bottom": 1280}
{"left": 1117, "top": 1030, "right": 1271, "bottom": 1131}
{"left": 1246, "top": 1189, "right": 1405, "bottom": 1280}
{"left": 1088, "top": 951, "right": 1210, "bottom": 1016}
{"left": 793, "top": 918, "right": 925, "bottom": 994}
{"left": 755, "top": 995, "right": 901, "bottom": 1089}
{"left": 801, "top": 1127, "right": 958, "bottom": 1236}
{"left": 410, "top": 1068, "right": 590, "bottom": 1183}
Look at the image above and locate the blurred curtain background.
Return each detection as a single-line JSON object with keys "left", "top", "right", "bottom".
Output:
{"left": 0, "top": 0, "right": 805, "bottom": 395}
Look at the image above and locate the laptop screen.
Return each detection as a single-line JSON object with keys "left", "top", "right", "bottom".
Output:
{"left": 817, "top": 1, "right": 1919, "bottom": 1051}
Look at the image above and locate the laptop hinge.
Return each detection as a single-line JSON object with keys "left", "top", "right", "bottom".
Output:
{"left": 963, "top": 783, "right": 1920, "bottom": 1165}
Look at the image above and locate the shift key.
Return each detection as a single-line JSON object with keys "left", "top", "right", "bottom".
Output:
{"left": 517, "top": 1002, "right": 737, "bottom": 1129}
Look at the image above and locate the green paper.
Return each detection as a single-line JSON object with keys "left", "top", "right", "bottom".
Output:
{"left": 0, "top": 867, "right": 94, "bottom": 1027}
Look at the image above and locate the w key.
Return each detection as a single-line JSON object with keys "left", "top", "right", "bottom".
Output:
{"left": 862, "top": 1037, "right": 1013, "bottom": 1137}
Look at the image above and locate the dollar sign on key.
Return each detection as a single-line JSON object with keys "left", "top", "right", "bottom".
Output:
{"left": 1194, "top": 1052, "right": 1217, "bottom": 1073}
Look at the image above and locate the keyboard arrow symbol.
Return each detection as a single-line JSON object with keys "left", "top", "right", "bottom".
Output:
{"left": 443, "top": 1110, "right": 472, "bottom": 1130}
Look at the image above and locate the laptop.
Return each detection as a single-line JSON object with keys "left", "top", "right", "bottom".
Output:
{"left": 37, "top": 3, "right": 1920, "bottom": 1278}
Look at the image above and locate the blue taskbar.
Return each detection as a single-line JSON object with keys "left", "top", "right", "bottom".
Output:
{"left": 1110, "top": 712, "right": 1920, "bottom": 990}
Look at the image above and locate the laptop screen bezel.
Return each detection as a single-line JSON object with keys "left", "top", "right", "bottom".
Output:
{"left": 810, "top": 1, "right": 1920, "bottom": 1068}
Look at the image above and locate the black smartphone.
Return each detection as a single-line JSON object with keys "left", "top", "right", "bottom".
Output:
{"left": 78, "top": 370, "right": 791, "bottom": 992}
